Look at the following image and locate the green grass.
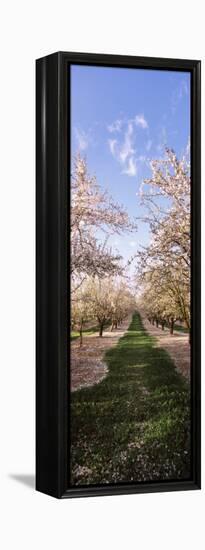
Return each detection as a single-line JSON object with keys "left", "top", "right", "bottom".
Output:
{"left": 173, "top": 323, "right": 189, "bottom": 334}
{"left": 70, "top": 312, "right": 191, "bottom": 486}
{"left": 163, "top": 321, "right": 189, "bottom": 334}
{"left": 71, "top": 321, "right": 110, "bottom": 341}
{"left": 71, "top": 331, "right": 81, "bottom": 341}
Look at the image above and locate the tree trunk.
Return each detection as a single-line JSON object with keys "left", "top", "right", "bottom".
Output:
{"left": 156, "top": 319, "right": 159, "bottom": 328}
{"left": 170, "top": 318, "right": 174, "bottom": 335}
{"left": 99, "top": 323, "right": 104, "bottom": 337}
{"left": 79, "top": 321, "right": 83, "bottom": 346}
{"left": 161, "top": 321, "right": 165, "bottom": 331}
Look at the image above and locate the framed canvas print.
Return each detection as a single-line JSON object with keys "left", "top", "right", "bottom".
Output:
{"left": 36, "top": 52, "right": 201, "bottom": 498}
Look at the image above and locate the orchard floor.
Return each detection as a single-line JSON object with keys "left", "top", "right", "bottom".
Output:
{"left": 141, "top": 315, "right": 190, "bottom": 381}
{"left": 70, "top": 312, "right": 191, "bottom": 486}
{"left": 71, "top": 316, "right": 132, "bottom": 391}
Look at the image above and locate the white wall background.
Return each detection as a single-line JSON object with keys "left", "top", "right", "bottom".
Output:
{"left": 0, "top": 1, "right": 204, "bottom": 548}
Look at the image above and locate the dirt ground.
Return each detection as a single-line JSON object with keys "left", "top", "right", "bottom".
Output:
{"left": 71, "top": 316, "right": 132, "bottom": 391}
{"left": 141, "top": 315, "right": 190, "bottom": 381}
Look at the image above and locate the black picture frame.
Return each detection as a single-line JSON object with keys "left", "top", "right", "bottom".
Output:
{"left": 36, "top": 51, "right": 201, "bottom": 499}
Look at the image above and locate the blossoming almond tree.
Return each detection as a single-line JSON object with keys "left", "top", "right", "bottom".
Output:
{"left": 82, "top": 276, "right": 135, "bottom": 338}
{"left": 71, "top": 285, "right": 93, "bottom": 346}
{"left": 82, "top": 277, "right": 113, "bottom": 337}
{"left": 136, "top": 147, "right": 190, "bottom": 335}
{"left": 139, "top": 268, "right": 189, "bottom": 334}
{"left": 71, "top": 155, "right": 137, "bottom": 292}
{"left": 109, "top": 279, "right": 136, "bottom": 330}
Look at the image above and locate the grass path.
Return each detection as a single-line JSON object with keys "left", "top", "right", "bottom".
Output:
{"left": 70, "top": 312, "right": 191, "bottom": 486}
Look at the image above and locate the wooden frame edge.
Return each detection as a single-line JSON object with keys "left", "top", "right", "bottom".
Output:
{"left": 36, "top": 52, "right": 201, "bottom": 499}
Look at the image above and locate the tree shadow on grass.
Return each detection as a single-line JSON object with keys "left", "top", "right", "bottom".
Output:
{"left": 70, "top": 312, "right": 191, "bottom": 486}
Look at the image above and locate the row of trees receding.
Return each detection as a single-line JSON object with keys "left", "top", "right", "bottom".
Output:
{"left": 71, "top": 146, "right": 191, "bottom": 344}
{"left": 72, "top": 277, "right": 135, "bottom": 344}
{"left": 136, "top": 147, "right": 190, "bottom": 339}
{"left": 71, "top": 155, "right": 136, "bottom": 344}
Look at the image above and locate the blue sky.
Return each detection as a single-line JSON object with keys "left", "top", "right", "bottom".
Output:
{"left": 71, "top": 64, "right": 190, "bottom": 274}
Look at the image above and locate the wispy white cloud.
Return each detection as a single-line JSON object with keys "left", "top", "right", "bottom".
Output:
{"left": 74, "top": 127, "right": 89, "bottom": 150}
{"left": 107, "top": 114, "right": 149, "bottom": 176}
{"left": 108, "top": 138, "right": 118, "bottom": 156}
{"left": 137, "top": 155, "right": 146, "bottom": 162}
{"left": 108, "top": 113, "right": 148, "bottom": 134}
{"left": 119, "top": 122, "right": 134, "bottom": 163}
{"left": 135, "top": 114, "right": 148, "bottom": 129}
{"left": 108, "top": 121, "right": 136, "bottom": 176}
{"left": 107, "top": 119, "right": 123, "bottom": 133}
{"left": 123, "top": 156, "right": 137, "bottom": 176}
